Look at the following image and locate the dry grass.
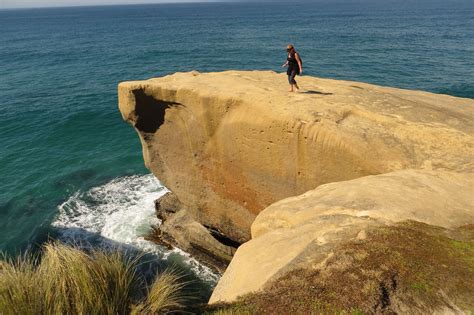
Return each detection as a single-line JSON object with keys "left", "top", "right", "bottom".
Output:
{"left": 132, "top": 270, "right": 188, "bottom": 314}
{"left": 206, "top": 221, "right": 474, "bottom": 315}
{"left": 0, "top": 254, "right": 43, "bottom": 314}
{"left": 0, "top": 242, "right": 187, "bottom": 315}
{"left": 37, "top": 243, "right": 136, "bottom": 314}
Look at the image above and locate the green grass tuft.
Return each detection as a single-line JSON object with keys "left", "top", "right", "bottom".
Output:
{"left": 132, "top": 269, "right": 188, "bottom": 314}
{"left": 0, "top": 242, "right": 188, "bottom": 315}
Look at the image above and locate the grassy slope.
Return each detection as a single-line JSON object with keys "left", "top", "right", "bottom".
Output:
{"left": 207, "top": 221, "right": 474, "bottom": 314}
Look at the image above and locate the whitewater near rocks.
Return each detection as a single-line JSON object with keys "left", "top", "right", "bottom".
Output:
{"left": 53, "top": 174, "right": 219, "bottom": 284}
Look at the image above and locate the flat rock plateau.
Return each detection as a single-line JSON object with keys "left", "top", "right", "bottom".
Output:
{"left": 119, "top": 71, "right": 473, "bottom": 313}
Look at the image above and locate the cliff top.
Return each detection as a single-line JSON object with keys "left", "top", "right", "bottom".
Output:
{"left": 120, "top": 70, "right": 473, "bottom": 134}
{"left": 120, "top": 71, "right": 474, "bottom": 176}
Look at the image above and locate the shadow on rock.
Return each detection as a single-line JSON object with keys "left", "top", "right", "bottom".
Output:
{"left": 302, "top": 90, "right": 333, "bottom": 95}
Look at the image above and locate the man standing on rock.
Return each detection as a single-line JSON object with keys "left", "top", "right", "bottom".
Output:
{"left": 282, "top": 44, "right": 303, "bottom": 92}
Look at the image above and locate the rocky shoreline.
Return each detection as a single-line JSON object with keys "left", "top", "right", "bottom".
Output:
{"left": 148, "top": 191, "right": 238, "bottom": 274}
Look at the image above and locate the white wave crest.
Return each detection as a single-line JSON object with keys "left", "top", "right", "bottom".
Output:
{"left": 53, "top": 174, "right": 219, "bottom": 283}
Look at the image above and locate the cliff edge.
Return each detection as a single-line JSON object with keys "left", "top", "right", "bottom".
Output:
{"left": 119, "top": 71, "right": 474, "bottom": 312}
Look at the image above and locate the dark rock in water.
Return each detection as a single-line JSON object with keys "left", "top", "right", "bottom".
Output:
{"left": 154, "top": 192, "right": 182, "bottom": 223}
{"left": 151, "top": 192, "right": 240, "bottom": 273}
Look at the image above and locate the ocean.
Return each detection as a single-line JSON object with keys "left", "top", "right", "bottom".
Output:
{"left": 0, "top": 0, "right": 473, "bottom": 289}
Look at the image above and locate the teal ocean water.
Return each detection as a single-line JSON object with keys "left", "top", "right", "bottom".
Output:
{"left": 0, "top": 0, "right": 473, "bottom": 283}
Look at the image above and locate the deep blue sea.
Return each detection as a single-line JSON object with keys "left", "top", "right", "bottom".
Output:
{"left": 0, "top": 0, "right": 473, "bottom": 284}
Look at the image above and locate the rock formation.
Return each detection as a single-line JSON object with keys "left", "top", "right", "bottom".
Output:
{"left": 209, "top": 169, "right": 473, "bottom": 304}
{"left": 119, "top": 71, "right": 474, "bottom": 312}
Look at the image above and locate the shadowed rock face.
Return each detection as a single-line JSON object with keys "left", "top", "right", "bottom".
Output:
{"left": 118, "top": 71, "right": 473, "bottom": 308}
{"left": 132, "top": 89, "right": 182, "bottom": 133}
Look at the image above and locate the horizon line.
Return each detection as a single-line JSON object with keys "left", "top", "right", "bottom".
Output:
{"left": 0, "top": 0, "right": 245, "bottom": 10}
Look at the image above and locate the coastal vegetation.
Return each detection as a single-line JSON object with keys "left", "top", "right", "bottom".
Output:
{"left": 0, "top": 243, "right": 187, "bottom": 315}
{"left": 206, "top": 221, "right": 474, "bottom": 314}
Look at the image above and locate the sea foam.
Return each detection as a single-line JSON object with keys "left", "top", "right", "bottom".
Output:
{"left": 53, "top": 174, "right": 219, "bottom": 283}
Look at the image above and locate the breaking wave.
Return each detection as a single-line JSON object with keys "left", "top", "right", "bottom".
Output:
{"left": 53, "top": 174, "right": 219, "bottom": 284}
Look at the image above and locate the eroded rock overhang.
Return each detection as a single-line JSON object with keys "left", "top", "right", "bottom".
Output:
{"left": 118, "top": 70, "right": 474, "bottom": 274}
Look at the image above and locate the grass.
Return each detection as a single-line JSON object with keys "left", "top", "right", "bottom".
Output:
{"left": 206, "top": 298, "right": 364, "bottom": 315}
{"left": 4, "top": 221, "right": 471, "bottom": 314}
{"left": 206, "top": 221, "right": 474, "bottom": 314}
{"left": 132, "top": 270, "right": 188, "bottom": 314}
{"left": 0, "top": 242, "right": 188, "bottom": 315}
{"left": 410, "top": 281, "right": 432, "bottom": 294}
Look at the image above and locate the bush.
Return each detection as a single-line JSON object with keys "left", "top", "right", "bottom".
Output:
{"left": 0, "top": 243, "right": 186, "bottom": 315}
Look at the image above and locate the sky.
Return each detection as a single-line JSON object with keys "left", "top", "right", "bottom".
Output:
{"left": 1, "top": 0, "right": 223, "bottom": 9}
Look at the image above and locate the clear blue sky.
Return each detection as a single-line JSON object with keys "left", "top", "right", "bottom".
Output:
{"left": 1, "top": 0, "right": 223, "bottom": 9}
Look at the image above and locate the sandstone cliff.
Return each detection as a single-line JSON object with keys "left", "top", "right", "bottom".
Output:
{"left": 119, "top": 71, "right": 474, "bottom": 311}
